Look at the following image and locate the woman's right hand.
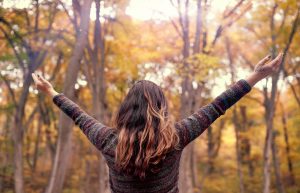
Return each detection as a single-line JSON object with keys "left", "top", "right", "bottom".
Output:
{"left": 32, "top": 73, "right": 59, "bottom": 97}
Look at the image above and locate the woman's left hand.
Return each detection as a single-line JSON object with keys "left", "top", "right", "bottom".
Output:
{"left": 245, "top": 52, "right": 284, "bottom": 87}
{"left": 253, "top": 52, "right": 283, "bottom": 79}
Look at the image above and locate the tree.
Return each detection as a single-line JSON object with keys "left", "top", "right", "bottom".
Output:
{"left": 82, "top": 0, "right": 109, "bottom": 191}
{"left": 262, "top": 4, "right": 299, "bottom": 193}
{"left": 169, "top": 0, "right": 251, "bottom": 192}
{"left": 45, "top": 0, "right": 92, "bottom": 192}
{"left": 0, "top": 1, "right": 60, "bottom": 192}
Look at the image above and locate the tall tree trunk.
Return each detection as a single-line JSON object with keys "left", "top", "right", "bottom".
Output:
{"left": 239, "top": 106, "right": 254, "bottom": 177}
{"left": 233, "top": 107, "right": 245, "bottom": 193}
{"left": 12, "top": 120, "right": 24, "bottom": 193}
{"left": 198, "top": 123, "right": 223, "bottom": 183}
{"left": 0, "top": 2, "right": 57, "bottom": 192}
{"left": 79, "top": 0, "right": 110, "bottom": 192}
{"left": 0, "top": 114, "right": 11, "bottom": 193}
{"left": 32, "top": 114, "right": 42, "bottom": 172}
{"left": 263, "top": 6, "right": 278, "bottom": 193}
{"left": 226, "top": 37, "right": 245, "bottom": 193}
{"left": 271, "top": 130, "right": 285, "bottom": 193}
{"left": 190, "top": 0, "right": 202, "bottom": 189}
{"left": 95, "top": 1, "right": 109, "bottom": 192}
{"left": 178, "top": 0, "right": 194, "bottom": 192}
{"left": 280, "top": 102, "right": 295, "bottom": 185}
{"left": 45, "top": 1, "right": 92, "bottom": 193}
{"left": 13, "top": 54, "right": 46, "bottom": 193}
{"left": 172, "top": 1, "right": 248, "bottom": 192}
{"left": 263, "top": 5, "right": 299, "bottom": 193}
{"left": 206, "top": 126, "right": 224, "bottom": 174}
{"left": 263, "top": 102, "right": 274, "bottom": 193}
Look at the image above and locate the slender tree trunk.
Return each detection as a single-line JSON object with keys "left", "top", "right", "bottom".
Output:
{"left": 0, "top": 2, "right": 55, "bottom": 193}
{"left": 190, "top": 1, "right": 202, "bottom": 189}
{"left": 82, "top": 146, "right": 94, "bottom": 193}
{"left": 174, "top": 1, "right": 248, "bottom": 192}
{"left": 32, "top": 114, "right": 42, "bottom": 172}
{"left": 13, "top": 63, "right": 45, "bottom": 193}
{"left": 0, "top": 115, "right": 11, "bottom": 193}
{"left": 96, "top": 1, "right": 109, "bottom": 192}
{"left": 239, "top": 106, "right": 254, "bottom": 177}
{"left": 12, "top": 120, "right": 24, "bottom": 193}
{"left": 45, "top": 124, "right": 56, "bottom": 164}
{"left": 271, "top": 130, "right": 285, "bottom": 193}
{"left": 233, "top": 107, "right": 245, "bottom": 193}
{"left": 198, "top": 113, "right": 224, "bottom": 193}
{"left": 263, "top": 105, "right": 273, "bottom": 193}
{"left": 263, "top": 50, "right": 287, "bottom": 193}
{"left": 280, "top": 103, "right": 295, "bottom": 185}
{"left": 226, "top": 37, "right": 245, "bottom": 193}
{"left": 80, "top": 0, "right": 110, "bottom": 192}
{"left": 179, "top": 145, "right": 194, "bottom": 193}
{"left": 45, "top": 1, "right": 92, "bottom": 193}
{"left": 98, "top": 154, "right": 109, "bottom": 193}
{"left": 263, "top": 6, "right": 299, "bottom": 193}
{"left": 178, "top": 1, "right": 194, "bottom": 192}
{"left": 92, "top": 90, "right": 109, "bottom": 193}
{"left": 206, "top": 127, "right": 214, "bottom": 174}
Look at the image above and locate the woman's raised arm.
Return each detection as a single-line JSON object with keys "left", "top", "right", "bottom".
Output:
{"left": 31, "top": 74, "right": 111, "bottom": 151}
{"left": 175, "top": 53, "right": 283, "bottom": 149}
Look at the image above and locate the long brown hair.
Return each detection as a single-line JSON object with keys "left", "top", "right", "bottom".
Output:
{"left": 114, "top": 80, "right": 179, "bottom": 179}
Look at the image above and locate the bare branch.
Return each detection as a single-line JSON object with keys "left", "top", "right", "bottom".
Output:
{"left": 170, "top": 18, "right": 183, "bottom": 38}
{"left": 239, "top": 52, "right": 255, "bottom": 70}
{"left": 0, "top": 16, "right": 32, "bottom": 54}
{"left": 210, "top": 2, "right": 252, "bottom": 51}
{"left": 24, "top": 105, "right": 39, "bottom": 132}
{"left": 0, "top": 25, "right": 26, "bottom": 71}
{"left": 193, "top": 0, "right": 202, "bottom": 53}
{"left": 49, "top": 52, "right": 63, "bottom": 81}
{"left": 223, "top": 0, "right": 245, "bottom": 19}
{"left": 0, "top": 74, "right": 18, "bottom": 107}
{"left": 277, "top": 5, "right": 289, "bottom": 36}
{"left": 34, "top": 0, "right": 40, "bottom": 41}
{"left": 279, "top": 6, "right": 300, "bottom": 71}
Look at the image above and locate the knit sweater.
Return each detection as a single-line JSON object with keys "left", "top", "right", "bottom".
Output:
{"left": 53, "top": 79, "right": 252, "bottom": 193}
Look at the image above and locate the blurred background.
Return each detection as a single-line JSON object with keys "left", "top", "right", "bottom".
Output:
{"left": 0, "top": 0, "right": 299, "bottom": 193}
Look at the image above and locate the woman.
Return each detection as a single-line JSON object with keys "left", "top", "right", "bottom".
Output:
{"left": 32, "top": 53, "right": 283, "bottom": 193}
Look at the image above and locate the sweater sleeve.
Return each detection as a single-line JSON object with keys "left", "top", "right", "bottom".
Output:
{"left": 53, "top": 94, "right": 111, "bottom": 151}
{"left": 175, "top": 79, "right": 252, "bottom": 149}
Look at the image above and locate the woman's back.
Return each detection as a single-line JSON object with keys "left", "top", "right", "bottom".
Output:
{"left": 103, "top": 129, "right": 182, "bottom": 193}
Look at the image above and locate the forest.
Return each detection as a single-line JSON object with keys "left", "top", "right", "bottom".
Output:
{"left": 0, "top": 0, "right": 299, "bottom": 193}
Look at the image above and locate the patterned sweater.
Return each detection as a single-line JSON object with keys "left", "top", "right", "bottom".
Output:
{"left": 53, "top": 79, "right": 252, "bottom": 193}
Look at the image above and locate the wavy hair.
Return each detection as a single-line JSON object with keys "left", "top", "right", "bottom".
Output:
{"left": 114, "top": 80, "right": 179, "bottom": 179}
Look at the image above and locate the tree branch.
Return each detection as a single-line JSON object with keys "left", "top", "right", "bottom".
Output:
{"left": 0, "top": 74, "right": 18, "bottom": 107}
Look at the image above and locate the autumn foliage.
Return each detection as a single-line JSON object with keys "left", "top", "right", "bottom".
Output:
{"left": 0, "top": 0, "right": 299, "bottom": 193}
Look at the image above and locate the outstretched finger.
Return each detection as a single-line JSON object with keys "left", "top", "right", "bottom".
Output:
{"left": 32, "top": 73, "right": 40, "bottom": 83}
{"left": 277, "top": 53, "right": 283, "bottom": 66}
{"left": 275, "top": 52, "right": 283, "bottom": 62}
{"left": 270, "top": 53, "right": 283, "bottom": 71}
{"left": 32, "top": 74, "right": 43, "bottom": 88}
{"left": 271, "top": 52, "right": 283, "bottom": 67}
{"left": 37, "top": 74, "right": 47, "bottom": 83}
{"left": 257, "top": 54, "right": 272, "bottom": 66}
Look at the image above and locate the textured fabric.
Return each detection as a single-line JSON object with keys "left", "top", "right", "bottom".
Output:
{"left": 53, "top": 79, "right": 251, "bottom": 193}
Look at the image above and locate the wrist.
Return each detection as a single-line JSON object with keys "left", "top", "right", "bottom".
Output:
{"left": 47, "top": 88, "right": 59, "bottom": 98}
{"left": 245, "top": 72, "right": 263, "bottom": 87}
